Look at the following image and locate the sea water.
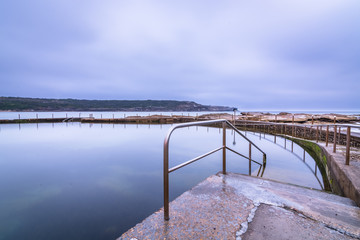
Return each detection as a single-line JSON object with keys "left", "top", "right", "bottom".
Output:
{"left": 0, "top": 122, "right": 323, "bottom": 240}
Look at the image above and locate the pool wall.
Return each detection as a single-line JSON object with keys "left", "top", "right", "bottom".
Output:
{"left": 290, "top": 138, "right": 332, "bottom": 192}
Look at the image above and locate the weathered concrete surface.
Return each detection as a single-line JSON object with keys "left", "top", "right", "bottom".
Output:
{"left": 118, "top": 173, "right": 360, "bottom": 240}
{"left": 119, "top": 174, "right": 254, "bottom": 239}
{"left": 243, "top": 204, "right": 356, "bottom": 240}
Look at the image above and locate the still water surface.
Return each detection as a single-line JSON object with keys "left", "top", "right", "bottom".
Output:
{"left": 0, "top": 122, "right": 322, "bottom": 240}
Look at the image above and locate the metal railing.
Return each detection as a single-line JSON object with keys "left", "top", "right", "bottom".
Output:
{"left": 235, "top": 121, "right": 360, "bottom": 166}
{"left": 245, "top": 131, "right": 326, "bottom": 190}
{"left": 163, "top": 119, "right": 266, "bottom": 220}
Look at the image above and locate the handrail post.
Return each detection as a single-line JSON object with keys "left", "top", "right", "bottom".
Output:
{"left": 263, "top": 125, "right": 265, "bottom": 137}
{"left": 249, "top": 143, "right": 252, "bottom": 175}
{"left": 333, "top": 125, "right": 337, "bottom": 153}
{"left": 316, "top": 126, "right": 319, "bottom": 143}
{"left": 346, "top": 126, "right": 351, "bottom": 165}
{"left": 222, "top": 122, "right": 226, "bottom": 174}
{"left": 326, "top": 125, "right": 329, "bottom": 146}
{"left": 261, "top": 154, "right": 266, "bottom": 177}
{"left": 164, "top": 139, "right": 170, "bottom": 220}
{"left": 303, "top": 149, "right": 306, "bottom": 161}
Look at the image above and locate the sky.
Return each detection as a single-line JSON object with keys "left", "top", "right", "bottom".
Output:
{"left": 0, "top": 0, "right": 359, "bottom": 110}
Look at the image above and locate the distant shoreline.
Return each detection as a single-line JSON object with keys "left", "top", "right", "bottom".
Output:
{"left": 0, "top": 97, "right": 233, "bottom": 112}
{"left": 0, "top": 110, "right": 233, "bottom": 113}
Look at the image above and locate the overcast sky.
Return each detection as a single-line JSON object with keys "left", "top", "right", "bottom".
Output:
{"left": 1, "top": 0, "right": 359, "bottom": 110}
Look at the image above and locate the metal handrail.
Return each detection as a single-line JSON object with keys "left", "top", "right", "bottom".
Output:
{"left": 234, "top": 119, "right": 360, "bottom": 129}
{"left": 163, "top": 119, "right": 267, "bottom": 220}
{"left": 235, "top": 120, "right": 360, "bottom": 166}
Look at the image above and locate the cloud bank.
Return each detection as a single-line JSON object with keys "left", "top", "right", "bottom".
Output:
{"left": 1, "top": 0, "right": 359, "bottom": 110}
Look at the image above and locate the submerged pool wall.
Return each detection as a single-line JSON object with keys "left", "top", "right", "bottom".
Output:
{"left": 290, "top": 138, "right": 334, "bottom": 193}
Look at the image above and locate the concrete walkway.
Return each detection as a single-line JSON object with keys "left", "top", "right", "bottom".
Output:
{"left": 118, "top": 173, "right": 360, "bottom": 240}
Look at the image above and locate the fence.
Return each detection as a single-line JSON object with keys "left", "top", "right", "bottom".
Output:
{"left": 235, "top": 121, "right": 360, "bottom": 166}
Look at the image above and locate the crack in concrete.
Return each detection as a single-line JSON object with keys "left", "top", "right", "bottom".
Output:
{"left": 236, "top": 202, "right": 260, "bottom": 240}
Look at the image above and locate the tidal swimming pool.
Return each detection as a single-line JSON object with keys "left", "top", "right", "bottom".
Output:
{"left": 0, "top": 122, "right": 323, "bottom": 240}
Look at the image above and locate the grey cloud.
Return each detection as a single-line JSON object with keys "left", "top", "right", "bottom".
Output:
{"left": 0, "top": 0, "right": 359, "bottom": 110}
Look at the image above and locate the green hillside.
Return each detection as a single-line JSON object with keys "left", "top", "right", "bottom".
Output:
{"left": 0, "top": 97, "right": 232, "bottom": 112}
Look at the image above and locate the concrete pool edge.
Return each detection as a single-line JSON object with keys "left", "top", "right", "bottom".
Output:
{"left": 117, "top": 173, "right": 360, "bottom": 239}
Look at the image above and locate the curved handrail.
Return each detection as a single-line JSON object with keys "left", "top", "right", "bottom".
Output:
{"left": 163, "top": 119, "right": 266, "bottom": 220}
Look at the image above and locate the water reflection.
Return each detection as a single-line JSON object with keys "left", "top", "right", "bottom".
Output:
{"left": 0, "top": 123, "right": 324, "bottom": 240}
{"left": 247, "top": 131, "right": 323, "bottom": 189}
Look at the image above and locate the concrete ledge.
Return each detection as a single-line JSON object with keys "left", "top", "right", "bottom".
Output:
{"left": 118, "top": 173, "right": 360, "bottom": 239}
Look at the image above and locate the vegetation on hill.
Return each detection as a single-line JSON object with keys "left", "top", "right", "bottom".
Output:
{"left": 0, "top": 97, "right": 233, "bottom": 112}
